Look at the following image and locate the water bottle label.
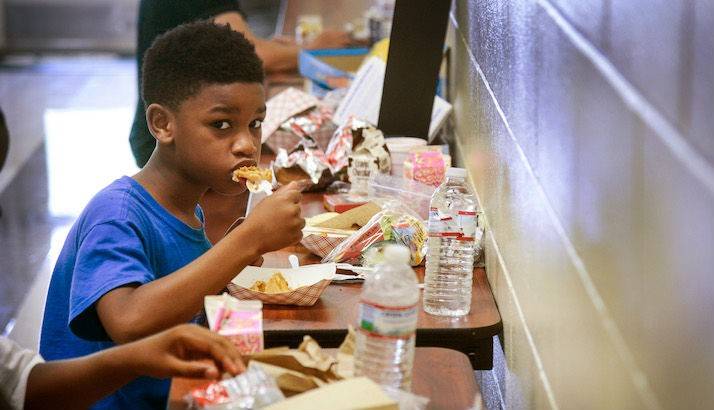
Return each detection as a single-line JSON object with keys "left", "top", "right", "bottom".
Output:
{"left": 428, "top": 208, "right": 477, "bottom": 241}
{"left": 358, "top": 301, "right": 418, "bottom": 339}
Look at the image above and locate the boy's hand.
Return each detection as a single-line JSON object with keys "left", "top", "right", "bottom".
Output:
{"left": 305, "top": 30, "right": 351, "bottom": 50}
{"left": 125, "top": 324, "right": 244, "bottom": 380}
{"left": 240, "top": 181, "right": 305, "bottom": 254}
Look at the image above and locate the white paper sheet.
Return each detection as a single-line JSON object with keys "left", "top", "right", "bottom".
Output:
{"left": 333, "top": 56, "right": 452, "bottom": 142}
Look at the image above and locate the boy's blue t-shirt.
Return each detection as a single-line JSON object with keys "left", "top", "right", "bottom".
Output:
{"left": 39, "top": 176, "right": 212, "bottom": 409}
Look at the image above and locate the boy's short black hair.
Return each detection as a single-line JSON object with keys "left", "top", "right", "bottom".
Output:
{"left": 142, "top": 20, "right": 264, "bottom": 110}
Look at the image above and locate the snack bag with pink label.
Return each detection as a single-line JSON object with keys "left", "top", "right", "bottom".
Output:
{"left": 206, "top": 294, "right": 264, "bottom": 355}
{"left": 403, "top": 150, "right": 447, "bottom": 187}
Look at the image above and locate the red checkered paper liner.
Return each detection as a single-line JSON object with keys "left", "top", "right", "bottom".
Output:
{"left": 228, "top": 263, "right": 336, "bottom": 306}
{"left": 301, "top": 228, "right": 352, "bottom": 258}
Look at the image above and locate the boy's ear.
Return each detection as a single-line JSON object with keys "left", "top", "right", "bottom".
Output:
{"left": 145, "top": 103, "right": 175, "bottom": 144}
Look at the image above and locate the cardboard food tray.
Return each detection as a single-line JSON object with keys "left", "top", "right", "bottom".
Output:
{"left": 300, "top": 203, "right": 380, "bottom": 258}
{"left": 301, "top": 227, "right": 353, "bottom": 258}
{"left": 228, "top": 263, "right": 336, "bottom": 306}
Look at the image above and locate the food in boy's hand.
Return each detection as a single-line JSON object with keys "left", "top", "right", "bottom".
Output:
{"left": 232, "top": 166, "right": 273, "bottom": 192}
{"left": 249, "top": 272, "right": 292, "bottom": 294}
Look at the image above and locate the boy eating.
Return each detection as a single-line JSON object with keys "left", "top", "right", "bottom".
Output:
{"left": 40, "top": 21, "right": 304, "bottom": 409}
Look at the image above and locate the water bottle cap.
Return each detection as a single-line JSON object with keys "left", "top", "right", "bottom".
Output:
{"left": 383, "top": 244, "right": 411, "bottom": 265}
{"left": 446, "top": 167, "right": 467, "bottom": 178}
{"left": 446, "top": 167, "right": 466, "bottom": 178}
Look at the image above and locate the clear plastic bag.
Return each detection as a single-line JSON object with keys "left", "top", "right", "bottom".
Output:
{"left": 186, "top": 366, "right": 285, "bottom": 409}
{"left": 367, "top": 173, "right": 436, "bottom": 220}
{"left": 321, "top": 201, "right": 427, "bottom": 266}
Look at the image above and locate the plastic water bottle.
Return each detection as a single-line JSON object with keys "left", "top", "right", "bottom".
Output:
{"left": 423, "top": 167, "right": 478, "bottom": 316}
{"left": 354, "top": 244, "right": 419, "bottom": 390}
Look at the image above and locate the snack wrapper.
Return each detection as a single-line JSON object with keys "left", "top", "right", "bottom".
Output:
{"left": 266, "top": 106, "right": 336, "bottom": 154}
{"left": 274, "top": 147, "right": 330, "bottom": 186}
{"left": 324, "top": 119, "right": 353, "bottom": 174}
{"left": 262, "top": 87, "right": 319, "bottom": 143}
{"left": 322, "top": 201, "right": 427, "bottom": 266}
{"left": 325, "top": 117, "right": 391, "bottom": 175}
{"left": 403, "top": 150, "right": 446, "bottom": 187}
{"left": 353, "top": 126, "right": 391, "bottom": 174}
{"left": 205, "top": 294, "right": 264, "bottom": 355}
{"left": 186, "top": 365, "right": 284, "bottom": 409}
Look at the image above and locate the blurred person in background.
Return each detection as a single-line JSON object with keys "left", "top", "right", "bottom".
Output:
{"left": 129, "top": 1, "right": 349, "bottom": 244}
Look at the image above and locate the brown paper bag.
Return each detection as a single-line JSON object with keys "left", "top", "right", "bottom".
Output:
{"left": 248, "top": 361, "right": 324, "bottom": 397}
{"left": 246, "top": 336, "right": 342, "bottom": 384}
{"left": 263, "top": 377, "right": 398, "bottom": 410}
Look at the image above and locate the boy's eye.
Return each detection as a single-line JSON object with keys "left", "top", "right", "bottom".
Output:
{"left": 212, "top": 121, "right": 231, "bottom": 130}
{"left": 250, "top": 119, "right": 263, "bottom": 129}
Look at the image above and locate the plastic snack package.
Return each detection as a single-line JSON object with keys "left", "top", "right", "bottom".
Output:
{"left": 206, "top": 294, "right": 264, "bottom": 355}
{"left": 266, "top": 106, "right": 336, "bottom": 154}
{"left": 324, "top": 117, "right": 391, "bottom": 176}
{"left": 367, "top": 173, "right": 436, "bottom": 220}
{"left": 321, "top": 201, "right": 427, "bottom": 266}
{"left": 403, "top": 149, "right": 447, "bottom": 187}
{"left": 186, "top": 365, "right": 285, "bottom": 409}
{"left": 273, "top": 146, "right": 331, "bottom": 187}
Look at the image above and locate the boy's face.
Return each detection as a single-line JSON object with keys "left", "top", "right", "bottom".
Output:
{"left": 170, "top": 82, "right": 265, "bottom": 195}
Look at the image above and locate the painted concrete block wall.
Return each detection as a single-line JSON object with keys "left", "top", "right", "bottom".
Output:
{"left": 448, "top": 1, "right": 714, "bottom": 408}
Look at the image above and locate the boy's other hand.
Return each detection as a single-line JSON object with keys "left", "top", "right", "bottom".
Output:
{"left": 126, "top": 324, "right": 244, "bottom": 380}
{"left": 241, "top": 181, "right": 305, "bottom": 254}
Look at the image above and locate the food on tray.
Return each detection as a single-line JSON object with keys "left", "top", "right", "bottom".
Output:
{"left": 301, "top": 214, "right": 355, "bottom": 258}
{"left": 232, "top": 166, "right": 273, "bottom": 192}
{"left": 229, "top": 264, "right": 335, "bottom": 306}
{"left": 250, "top": 272, "right": 292, "bottom": 294}
{"left": 322, "top": 202, "right": 427, "bottom": 266}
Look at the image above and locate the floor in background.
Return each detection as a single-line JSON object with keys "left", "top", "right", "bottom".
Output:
{"left": 0, "top": 56, "right": 139, "bottom": 348}
{"left": 0, "top": 0, "right": 282, "bottom": 349}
